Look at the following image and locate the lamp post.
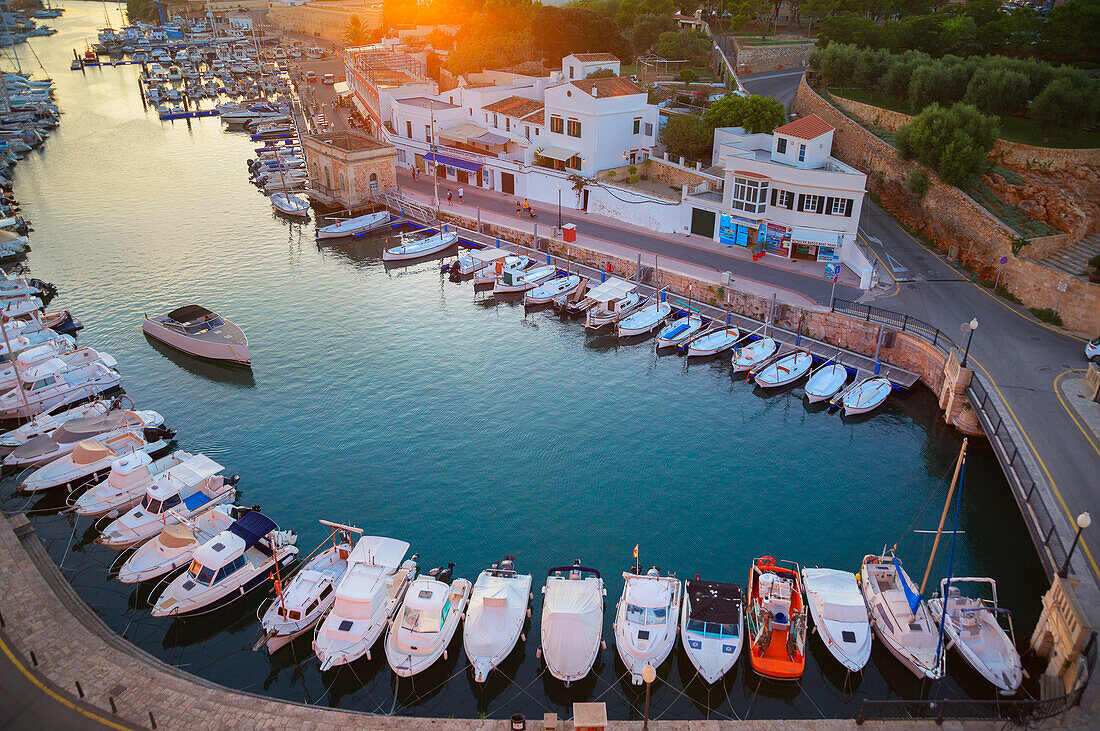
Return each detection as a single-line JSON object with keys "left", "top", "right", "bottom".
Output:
{"left": 1059, "top": 512, "right": 1092, "bottom": 577}
{"left": 642, "top": 662, "right": 656, "bottom": 731}
{"left": 557, "top": 185, "right": 562, "bottom": 230}
{"left": 961, "top": 318, "right": 978, "bottom": 368}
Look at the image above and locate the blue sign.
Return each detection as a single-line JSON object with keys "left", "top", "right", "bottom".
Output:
{"left": 824, "top": 262, "right": 840, "bottom": 281}
{"left": 1000, "top": 256, "right": 1008, "bottom": 264}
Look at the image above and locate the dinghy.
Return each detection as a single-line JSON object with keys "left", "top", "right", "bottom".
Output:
{"left": 382, "top": 230, "right": 459, "bottom": 261}
{"left": 746, "top": 556, "right": 807, "bottom": 680}
{"left": 859, "top": 553, "right": 944, "bottom": 680}
{"left": 463, "top": 557, "right": 532, "bottom": 682}
{"left": 71, "top": 450, "right": 193, "bottom": 519}
{"left": 539, "top": 561, "right": 605, "bottom": 685}
{"left": 656, "top": 314, "right": 704, "bottom": 349}
{"left": 613, "top": 566, "right": 681, "bottom": 684}
{"left": 20, "top": 426, "right": 175, "bottom": 493}
{"left": 316, "top": 211, "right": 389, "bottom": 239}
{"left": 142, "top": 305, "right": 250, "bottom": 367}
{"left": 4, "top": 409, "right": 164, "bottom": 469}
{"left": 754, "top": 351, "right": 812, "bottom": 388}
{"left": 927, "top": 577, "right": 1022, "bottom": 693}
{"left": 804, "top": 363, "right": 848, "bottom": 404}
{"left": 493, "top": 264, "right": 557, "bottom": 294}
{"left": 732, "top": 337, "right": 777, "bottom": 373}
{"left": 386, "top": 564, "right": 472, "bottom": 677}
{"left": 452, "top": 247, "right": 510, "bottom": 277}
{"left": 840, "top": 377, "right": 892, "bottom": 415}
{"left": 151, "top": 511, "right": 298, "bottom": 618}
{"left": 801, "top": 567, "right": 872, "bottom": 672}
{"left": 117, "top": 504, "right": 238, "bottom": 584}
{"left": 617, "top": 302, "right": 672, "bottom": 338}
{"left": 524, "top": 275, "right": 581, "bottom": 306}
{"left": 686, "top": 325, "right": 739, "bottom": 357}
{"left": 269, "top": 192, "right": 309, "bottom": 218}
{"left": 0, "top": 399, "right": 113, "bottom": 454}
{"left": 313, "top": 537, "right": 418, "bottom": 671}
{"left": 680, "top": 578, "right": 744, "bottom": 684}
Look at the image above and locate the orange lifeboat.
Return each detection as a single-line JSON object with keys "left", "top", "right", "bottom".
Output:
{"left": 746, "top": 556, "right": 807, "bottom": 679}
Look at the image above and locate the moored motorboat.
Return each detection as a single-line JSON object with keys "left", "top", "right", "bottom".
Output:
{"left": 680, "top": 578, "right": 744, "bottom": 684}
{"left": 0, "top": 348, "right": 120, "bottom": 418}
{"left": 4, "top": 408, "right": 163, "bottom": 469}
{"left": 746, "top": 556, "right": 807, "bottom": 680}
{"left": 839, "top": 376, "right": 892, "bottom": 415}
{"left": 539, "top": 561, "right": 605, "bottom": 685}
{"left": 382, "top": 230, "right": 459, "bottom": 261}
{"left": 451, "top": 247, "right": 510, "bottom": 277}
{"left": 493, "top": 264, "right": 556, "bottom": 294}
{"left": 117, "top": 504, "right": 239, "bottom": 584}
{"left": 464, "top": 556, "right": 532, "bottom": 682}
{"left": 0, "top": 399, "right": 112, "bottom": 454}
{"left": 754, "top": 351, "right": 812, "bottom": 388}
{"left": 269, "top": 192, "right": 310, "bottom": 218}
{"left": 686, "top": 325, "right": 739, "bottom": 357}
{"left": 385, "top": 564, "right": 472, "bottom": 677}
{"left": 656, "top": 314, "right": 704, "bottom": 349}
{"left": 804, "top": 362, "right": 848, "bottom": 404}
{"left": 71, "top": 450, "right": 193, "bottom": 519}
{"left": 732, "top": 337, "right": 777, "bottom": 373}
{"left": 801, "top": 567, "right": 872, "bottom": 672}
{"left": 859, "top": 553, "right": 943, "bottom": 680}
{"left": 473, "top": 256, "right": 531, "bottom": 287}
{"left": 20, "top": 426, "right": 175, "bottom": 493}
{"left": 524, "top": 274, "right": 582, "bottom": 306}
{"left": 613, "top": 565, "right": 681, "bottom": 684}
{"left": 584, "top": 278, "right": 642, "bottom": 330}
{"left": 142, "top": 305, "right": 250, "bottom": 366}
{"left": 316, "top": 211, "right": 389, "bottom": 239}
{"left": 927, "top": 577, "right": 1022, "bottom": 694}
{"left": 617, "top": 302, "right": 671, "bottom": 338}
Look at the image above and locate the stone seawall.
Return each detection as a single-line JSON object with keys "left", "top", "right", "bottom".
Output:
{"left": 732, "top": 38, "right": 813, "bottom": 75}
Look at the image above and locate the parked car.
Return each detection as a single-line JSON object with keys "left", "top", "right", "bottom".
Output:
{"left": 305, "top": 71, "right": 317, "bottom": 82}
{"left": 1086, "top": 337, "right": 1100, "bottom": 363}
{"left": 322, "top": 73, "right": 335, "bottom": 84}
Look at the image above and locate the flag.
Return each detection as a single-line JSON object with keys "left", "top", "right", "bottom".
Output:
{"left": 633, "top": 544, "right": 639, "bottom": 559}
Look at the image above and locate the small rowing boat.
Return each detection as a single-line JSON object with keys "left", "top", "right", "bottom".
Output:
{"left": 804, "top": 362, "right": 848, "bottom": 403}
{"left": 754, "top": 351, "right": 812, "bottom": 388}
{"left": 382, "top": 230, "right": 458, "bottom": 261}
{"left": 525, "top": 274, "right": 581, "bottom": 305}
{"left": 316, "top": 211, "right": 389, "bottom": 239}
{"left": 656, "top": 314, "right": 704, "bottom": 349}
{"left": 686, "top": 326, "right": 739, "bottom": 357}
{"left": 493, "top": 264, "right": 556, "bottom": 294}
{"left": 616, "top": 302, "right": 671, "bottom": 338}
{"left": 840, "top": 376, "right": 892, "bottom": 415}
{"left": 732, "top": 337, "right": 777, "bottom": 372}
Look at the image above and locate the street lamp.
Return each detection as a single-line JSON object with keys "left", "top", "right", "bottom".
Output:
{"left": 961, "top": 318, "right": 978, "bottom": 368}
{"left": 1060, "top": 512, "right": 1092, "bottom": 577}
{"left": 557, "top": 185, "right": 562, "bottom": 230}
{"left": 642, "top": 662, "right": 656, "bottom": 731}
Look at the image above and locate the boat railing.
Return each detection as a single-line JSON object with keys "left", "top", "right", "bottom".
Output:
{"left": 831, "top": 298, "right": 956, "bottom": 354}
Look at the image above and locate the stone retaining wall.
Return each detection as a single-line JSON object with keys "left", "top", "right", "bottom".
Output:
{"left": 732, "top": 38, "right": 813, "bottom": 75}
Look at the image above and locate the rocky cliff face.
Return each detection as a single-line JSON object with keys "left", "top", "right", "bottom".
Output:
{"left": 982, "top": 164, "right": 1100, "bottom": 239}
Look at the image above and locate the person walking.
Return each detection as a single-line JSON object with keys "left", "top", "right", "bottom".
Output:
{"left": 447, "top": 189, "right": 453, "bottom": 206}
{"left": 515, "top": 201, "right": 522, "bottom": 217}
{"left": 458, "top": 186, "right": 464, "bottom": 204}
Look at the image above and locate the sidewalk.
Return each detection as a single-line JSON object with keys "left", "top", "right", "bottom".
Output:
{"left": 1059, "top": 374, "right": 1100, "bottom": 444}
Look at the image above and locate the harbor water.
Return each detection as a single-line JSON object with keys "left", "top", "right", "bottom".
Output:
{"left": 3, "top": 5, "right": 1047, "bottom": 721}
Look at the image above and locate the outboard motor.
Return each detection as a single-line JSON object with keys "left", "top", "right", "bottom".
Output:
{"left": 225, "top": 474, "right": 242, "bottom": 488}
{"left": 499, "top": 556, "right": 516, "bottom": 575}
{"left": 438, "top": 563, "right": 455, "bottom": 584}
{"left": 143, "top": 425, "right": 176, "bottom": 443}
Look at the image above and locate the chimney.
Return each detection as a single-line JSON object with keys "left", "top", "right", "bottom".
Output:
{"left": 592, "top": 85, "right": 598, "bottom": 97}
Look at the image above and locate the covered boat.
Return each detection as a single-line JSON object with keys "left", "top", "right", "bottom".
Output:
{"left": 804, "top": 363, "right": 848, "bottom": 403}
{"left": 493, "top": 264, "right": 556, "bottom": 294}
{"left": 4, "top": 409, "right": 164, "bottom": 469}
{"left": 613, "top": 566, "right": 681, "bottom": 684}
{"left": 0, "top": 399, "right": 112, "bottom": 454}
{"left": 142, "top": 305, "right": 250, "bottom": 366}
{"left": 316, "top": 211, "right": 389, "bottom": 239}
{"left": 583, "top": 278, "right": 642, "bottom": 329}
{"left": 382, "top": 230, "right": 459, "bottom": 261}
{"left": 617, "top": 302, "right": 672, "bottom": 338}
{"left": 801, "top": 567, "right": 872, "bottom": 672}
{"left": 20, "top": 426, "right": 175, "bottom": 493}
{"left": 746, "top": 556, "right": 807, "bottom": 680}
{"left": 754, "top": 351, "right": 812, "bottom": 388}
{"left": 474, "top": 256, "right": 531, "bottom": 286}
{"left": 464, "top": 557, "right": 532, "bottom": 682}
{"left": 117, "top": 504, "right": 238, "bottom": 584}
{"left": 928, "top": 577, "right": 1022, "bottom": 693}
{"left": 859, "top": 553, "right": 943, "bottom": 680}
{"left": 0, "top": 348, "right": 119, "bottom": 420}
{"left": 452, "top": 247, "right": 510, "bottom": 277}
{"left": 840, "top": 377, "right": 892, "bottom": 415}
{"left": 385, "top": 564, "right": 472, "bottom": 677}
{"left": 680, "top": 578, "right": 743, "bottom": 684}
{"left": 540, "top": 562, "right": 605, "bottom": 685}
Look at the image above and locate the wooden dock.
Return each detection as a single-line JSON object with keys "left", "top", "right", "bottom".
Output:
{"left": 158, "top": 109, "right": 220, "bottom": 121}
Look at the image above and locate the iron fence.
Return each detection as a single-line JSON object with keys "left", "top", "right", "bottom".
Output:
{"left": 832, "top": 298, "right": 956, "bottom": 352}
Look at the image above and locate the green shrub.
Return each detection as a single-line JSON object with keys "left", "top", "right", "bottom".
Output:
{"left": 995, "top": 285, "right": 1023, "bottom": 304}
{"left": 896, "top": 103, "right": 999, "bottom": 188}
{"left": 906, "top": 168, "right": 931, "bottom": 199}
{"left": 1088, "top": 254, "right": 1100, "bottom": 269}
{"left": 990, "top": 166, "right": 1025, "bottom": 186}
{"left": 1029, "top": 307, "right": 1063, "bottom": 326}
{"left": 1032, "top": 77, "right": 1100, "bottom": 142}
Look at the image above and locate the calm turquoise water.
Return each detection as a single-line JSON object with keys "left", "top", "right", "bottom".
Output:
{"left": 2, "top": 5, "right": 1046, "bottom": 721}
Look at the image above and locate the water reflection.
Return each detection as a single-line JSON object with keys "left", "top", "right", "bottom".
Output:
{"left": 144, "top": 335, "right": 256, "bottom": 387}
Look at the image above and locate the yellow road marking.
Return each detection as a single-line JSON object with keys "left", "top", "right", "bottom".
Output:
{"left": 858, "top": 231, "right": 900, "bottom": 298}
{"left": 970, "top": 356, "right": 1100, "bottom": 581}
{"left": 1053, "top": 369, "right": 1100, "bottom": 458}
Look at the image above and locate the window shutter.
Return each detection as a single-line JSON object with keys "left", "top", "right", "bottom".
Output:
{"left": 825, "top": 197, "right": 835, "bottom": 215}
{"left": 770, "top": 189, "right": 777, "bottom": 206}
{"left": 816, "top": 197, "right": 826, "bottom": 214}
{"left": 797, "top": 194, "right": 805, "bottom": 212}
{"left": 843, "top": 199, "right": 853, "bottom": 217}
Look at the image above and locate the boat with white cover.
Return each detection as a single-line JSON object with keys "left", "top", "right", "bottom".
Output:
{"left": 859, "top": 553, "right": 944, "bottom": 680}
{"left": 71, "top": 450, "right": 193, "bottom": 519}
{"left": 614, "top": 566, "right": 681, "bottom": 684}
{"left": 259, "top": 521, "right": 358, "bottom": 653}
{"left": 493, "top": 264, "right": 556, "bottom": 294}
{"left": 656, "top": 314, "right": 704, "bottom": 349}
{"left": 152, "top": 511, "right": 299, "bottom": 617}
{"left": 617, "top": 302, "right": 671, "bottom": 338}
{"left": 840, "top": 376, "right": 892, "bottom": 415}
{"left": 927, "top": 577, "right": 1022, "bottom": 693}
{"left": 0, "top": 399, "right": 112, "bottom": 454}
{"left": 316, "top": 211, "right": 389, "bottom": 239}
{"left": 313, "top": 536, "right": 418, "bottom": 670}
{"left": 732, "top": 337, "right": 777, "bottom": 373}
{"left": 117, "top": 504, "right": 239, "bottom": 584}
{"left": 142, "top": 305, "right": 250, "bottom": 366}
{"left": 97, "top": 455, "right": 237, "bottom": 549}
{"left": 452, "top": 247, "right": 511, "bottom": 277}
{"left": 382, "top": 230, "right": 459, "bottom": 261}
{"left": 524, "top": 275, "right": 582, "bottom": 306}
{"left": 464, "top": 557, "right": 532, "bottom": 682}
{"left": 540, "top": 561, "right": 605, "bottom": 685}
{"left": 801, "top": 567, "right": 872, "bottom": 672}
{"left": 20, "top": 426, "right": 175, "bottom": 493}
{"left": 4, "top": 407, "right": 163, "bottom": 469}
{"left": 269, "top": 192, "right": 309, "bottom": 218}
{"left": 680, "top": 578, "right": 744, "bottom": 684}
{"left": 804, "top": 363, "right": 848, "bottom": 404}
{"left": 385, "top": 564, "right": 472, "bottom": 677}
{"left": 754, "top": 351, "right": 812, "bottom": 388}
{"left": 584, "top": 278, "right": 642, "bottom": 329}
{"left": 686, "top": 325, "right": 739, "bottom": 357}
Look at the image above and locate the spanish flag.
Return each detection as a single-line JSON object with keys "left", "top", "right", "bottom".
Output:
{"left": 633, "top": 544, "right": 639, "bottom": 559}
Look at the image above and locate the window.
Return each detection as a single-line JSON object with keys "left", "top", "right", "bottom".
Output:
{"left": 633, "top": 117, "right": 641, "bottom": 135}
{"left": 776, "top": 137, "right": 787, "bottom": 154}
{"left": 566, "top": 119, "right": 581, "bottom": 137}
{"left": 493, "top": 113, "right": 498, "bottom": 128}
{"left": 425, "top": 125, "right": 431, "bottom": 144}
{"left": 644, "top": 122, "right": 653, "bottom": 136}
{"left": 369, "top": 173, "right": 378, "bottom": 192}
{"left": 405, "top": 120, "right": 411, "bottom": 138}
{"left": 731, "top": 177, "right": 769, "bottom": 213}
{"left": 775, "top": 189, "right": 794, "bottom": 209}
{"left": 188, "top": 561, "right": 216, "bottom": 586}
{"left": 798, "top": 144, "right": 806, "bottom": 163}
{"left": 525, "top": 125, "right": 529, "bottom": 138}
{"left": 802, "top": 194, "right": 820, "bottom": 212}
{"left": 569, "top": 66, "right": 574, "bottom": 79}
{"left": 550, "top": 115, "right": 563, "bottom": 134}
{"left": 567, "top": 155, "right": 582, "bottom": 170}
{"left": 505, "top": 118, "right": 510, "bottom": 131}
{"left": 830, "top": 197, "right": 845, "bottom": 215}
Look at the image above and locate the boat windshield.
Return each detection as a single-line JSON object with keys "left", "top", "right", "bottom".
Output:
{"left": 140, "top": 493, "right": 180, "bottom": 514}
{"left": 23, "top": 377, "right": 54, "bottom": 392}
{"left": 183, "top": 317, "right": 222, "bottom": 334}
{"left": 188, "top": 560, "right": 216, "bottom": 585}
{"left": 686, "top": 619, "right": 740, "bottom": 638}
{"left": 625, "top": 604, "right": 668, "bottom": 625}
{"left": 401, "top": 602, "right": 445, "bottom": 633}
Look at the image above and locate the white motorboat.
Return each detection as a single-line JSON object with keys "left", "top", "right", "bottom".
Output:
{"left": 259, "top": 522, "right": 358, "bottom": 653}
{"left": 524, "top": 275, "right": 582, "bottom": 306}
{"left": 385, "top": 564, "right": 472, "bottom": 677}
{"left": 117, "top": 504, "right": 238, "bottom": 584}
{"left": 151, "top": 511, "right": 298, "bottom": 618}
{"left": 316, "top": 211, "right": 389, "bottom": 239}
{"left": 614, "top": 566, "right": 681, "bottom": 684}
{"left": 142, "top": 305, "right": 250, "bottom": 366}
{"left": 801, "top": 567, "right": 872, "bottom": 672}
{"left": 859, "top": 553, "right": 944, "bottom": 680}
{"left": 0, "top": 339, "right": 77, "bottom": 392}
{"left": 493, "top": 264, "right": 556, "bottom": 294}
{"left": 269, "top": 192, "right": 310, "bottom": 218}
{"left": 464, "top": 557, "right": 532, "bottom": 682}
{"left": 97, "top": 455, "right": 237, "bottom": 549}
{"left": 680, "top": 578, "right": 744, "bottom": 684}
{"left": 732, "top": 337, "right": 777, "bottom": 372}
{"left": 754, "top": 351, "right": 813, "bottom": 388}
{"left": 313, "top": 536, "right": 418, "bottom": 671}
{"left": 584, "top": 279, "right": 642, "bottom": 330}
{"left": 452, "top": 247, "right": 511, "bottom": 277}
{"left": 473, "top": 256, "right": 531, "bottom": 286}
{"left": 804, "top": 363, "right": 848, "bottom": 404}
{"left": 539, "top": 561, "right": 605, "bottom": 685}
{"left": 382, "top": 230, "right": 459, "bottom": 262}
{"left": 0, "top": 398, "right": 111, "bottom": 454}
{"left": 0, "top": 330, "right": 73, "bottom": 367}
{"left": 686, "top": 325, "right": 739, "bottom": 357}
{"left": 928, "top": 577, "right": 1022, "bottom": 694}
{"left": 617, "top": 302, "right": 672, "bottom": 338}
{"left": 4, "top": 408, "right": 163, "bottom": 468}
{"left": 71, "top": 449, "right": 194, "bottom": 519}
{"left": 656, "top": 314, "right": 704, "bottom": 349}
{"left": 20, "top": 426, "right": 175, "bottom": 493}
{"left": 840, "top": 376, "right": 892, "bottom": 415}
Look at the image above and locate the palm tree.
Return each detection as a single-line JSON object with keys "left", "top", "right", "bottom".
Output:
{"left": 344, "top": 15, "right": 369, "bottom": 47}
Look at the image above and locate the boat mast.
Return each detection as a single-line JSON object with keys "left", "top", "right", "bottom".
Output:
{"left": 0, "top": 314, "right": 32, "bottom": 418}
{"left": 919, "top": 438, "right": 968, "bottom": 596}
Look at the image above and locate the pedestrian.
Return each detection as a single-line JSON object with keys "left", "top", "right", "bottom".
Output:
{"left": 515, "top": 201, "right": 522, "bottom": 217}
{"left": 458, "top": 186, "right": 464, "bottom": 203}
{"left": 447, "top": 190, "right": 453, "bottom": 206}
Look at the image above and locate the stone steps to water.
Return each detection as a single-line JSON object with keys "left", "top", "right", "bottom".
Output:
{"left": 1039, "top": 233, "right": 1100, "bottom": 276}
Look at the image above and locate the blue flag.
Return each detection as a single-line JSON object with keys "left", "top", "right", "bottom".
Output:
{"left": 894, "top": 557, "right": 922, "bottom": 615}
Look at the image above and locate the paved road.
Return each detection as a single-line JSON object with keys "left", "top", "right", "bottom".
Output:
{"left": 739, "top": 68, "right": 806, "bottom": 110}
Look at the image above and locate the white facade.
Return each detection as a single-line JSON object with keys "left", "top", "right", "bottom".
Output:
{"left": 561, "top": 53, "right": 621, "bottom": 82}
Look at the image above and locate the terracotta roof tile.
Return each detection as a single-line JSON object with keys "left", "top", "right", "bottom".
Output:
{"left": 523, "top": 109, "right": 544, "bottom": 124}
{"left": 481, "top": 95, "right": 545, "bottom": 119}
{"left": 569, "top": 77, "right": 644, "bottom": 99}
{"left": 773, "top": 113, "right": 834, "bottom": 140}
{"left": 570, "top": 53, "right": 620, "bottom": 63}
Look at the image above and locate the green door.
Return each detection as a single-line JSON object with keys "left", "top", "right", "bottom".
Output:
{"left": 691, "top": 208, "right": 716, "bottom": 237}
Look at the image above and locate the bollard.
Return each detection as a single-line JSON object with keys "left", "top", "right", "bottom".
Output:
{"left": 495, "top": 236, "right": 500, "bottom": 249}
{"left": 511, "top": 714, "right": 525, "bottom": 730}
{"left": 874, "top": 360, "right": 881, "bottom": 375}
{"left": 75, "top": 681, "right": 84, "bottom": 698}
{"left": 149, "top": 711, "right": 158, "bottom": 729}
{"left": 109, "top": 696, "right": 118, "bottom": 714}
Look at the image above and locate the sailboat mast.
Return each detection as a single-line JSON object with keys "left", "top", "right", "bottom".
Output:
{"left": 919, "top": 438, "right": 968, "bottom": 596}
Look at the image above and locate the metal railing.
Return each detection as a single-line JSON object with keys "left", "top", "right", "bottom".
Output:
{"left": 832, "top": 298, "right": 956, "bottom": 352}
{"left": 857, "top": 632, "right": 1096, "bottom": 724}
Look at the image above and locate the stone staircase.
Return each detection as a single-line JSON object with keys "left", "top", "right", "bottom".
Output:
{"left": 1039, "top": 233, "right": 1100, "bottom": 277}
